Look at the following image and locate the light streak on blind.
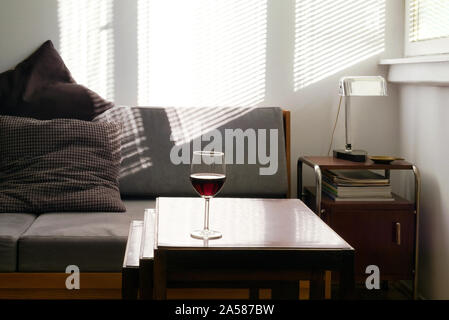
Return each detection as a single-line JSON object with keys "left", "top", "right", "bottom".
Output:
{"left": 58, "top": 0, "right": 114, "bottom": 101}
{"left": 137, "top": 0, "right": 267, "bottom": 107}
{"left": 409, "top": 0, "right": 449, "bottom": 42}
{"left": 96, "top": 106, "right": 152, "bottom": 177}
{"left": 294, "top": 0, "right": 385, "bottom": 91}
{"left": 165, "top": 106, "right": 254, "bottom": 146}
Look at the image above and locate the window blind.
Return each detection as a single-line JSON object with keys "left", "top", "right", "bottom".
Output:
{"left": 409, "top": 0, "right": 449, "bottom": 42}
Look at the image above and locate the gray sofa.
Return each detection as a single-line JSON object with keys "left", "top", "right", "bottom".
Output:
{"left": 0, "top": 106, "right": 289, "bottom": 296}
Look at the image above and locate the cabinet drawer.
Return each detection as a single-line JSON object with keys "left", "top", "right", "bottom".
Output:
{"left": 303, "top": 187, "right": 415, "bottom": 280}
{"left": 326, "top": 208, "right": 415, "bottom": 279}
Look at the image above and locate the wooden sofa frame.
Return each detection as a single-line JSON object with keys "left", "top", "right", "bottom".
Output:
{"left": 0, "top": 110, "right": 291, "bottom": 299}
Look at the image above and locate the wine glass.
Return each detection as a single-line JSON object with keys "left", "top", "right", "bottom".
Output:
{"left": 190, "top": 151, "right": 226, "bottom": 240}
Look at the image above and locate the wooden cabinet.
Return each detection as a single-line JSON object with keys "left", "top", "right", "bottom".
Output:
{"left": 298, "top": 156, "right": 420, "bottom": 298}
{"left": 305, "top": 188, "right": 415, "bottom": 280}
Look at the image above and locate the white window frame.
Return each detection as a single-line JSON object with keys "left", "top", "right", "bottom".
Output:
{"left": 404, "top": 0, "right": 449, "bottom": 56}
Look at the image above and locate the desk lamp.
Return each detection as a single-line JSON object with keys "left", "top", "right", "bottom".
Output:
{"left": 333, "top": 76, "right": 387, "bottom": 162}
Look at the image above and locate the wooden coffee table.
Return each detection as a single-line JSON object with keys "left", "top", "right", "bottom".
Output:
{"left": 133, "top": 197, "right": 354, "bottom": 300}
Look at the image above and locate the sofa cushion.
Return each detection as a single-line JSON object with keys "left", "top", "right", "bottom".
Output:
{"left": 96, "top": 106, "right": 288, "bottom": 198}
{"left": 0, "top": 213, "right": 36, "bottom": 272}
{"left": 17, "top": 200, "right": 155, "bottom": 272}
{"left": 0, "top": 40, "right": 114, "bottom": 120}
{"left": 0, "top": 116, "right": 126, "bottom": 213}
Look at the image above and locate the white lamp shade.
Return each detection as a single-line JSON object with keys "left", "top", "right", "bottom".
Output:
{"left": 339, "top": 76, "right": 387, "bottom": 97}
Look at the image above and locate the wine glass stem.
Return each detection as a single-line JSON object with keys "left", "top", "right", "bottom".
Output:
{"left": 204, "top": 197, "right": 210, "bottom": 232}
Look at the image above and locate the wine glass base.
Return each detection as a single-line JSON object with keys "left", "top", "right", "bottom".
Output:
{"left": 191, "top": 229, "right": 222, "bottom": 240}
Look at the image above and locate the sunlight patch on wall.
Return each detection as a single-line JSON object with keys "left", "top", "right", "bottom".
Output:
{"left": 58, "top": 0, "right": 114, "bottom": 101}
{"left": 294, "top": 0, "right": 385, "bottom": 91}
{"left": 137, "top": 0, "right": 267, "bottom": 107}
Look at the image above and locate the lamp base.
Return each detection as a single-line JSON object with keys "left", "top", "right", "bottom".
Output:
{"left": 333, "top": 149, "right": 367, "bottom": 162}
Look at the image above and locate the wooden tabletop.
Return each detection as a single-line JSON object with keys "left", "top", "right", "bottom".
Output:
{"left": 153, "top": 197, "right": 353, "bottom": 251}
{"left": 300, "top": 156, "right": 414, "bottom": 170}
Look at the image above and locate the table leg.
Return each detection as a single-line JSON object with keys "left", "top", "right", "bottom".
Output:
{"left": 139, "top": 259, "right": 154, "bottom": 300}
{"left": 122, "top": 267, "right": 139, "bottom": 300}
{"left": 249, "top": 288, "right": 259, "bottom": 300}
{"left": 271, "top": 281, "right": 299, "bottom": 300}
{"left": 338, "top": 251, "right": 355, "bottom": 300}
{"left": 314, "top": 165, "right": 322, "bottom": 218}
{"left": 412, "top": 165, "right": 421, "bottom": 300}
{"left": 310, "top": 271, "right": 325, "bottom": 300}
{"left": 297, "top": 159, "right": 303, "bottom": 200}
{"left": 154, "top": 250, "right": 167, "bottom": 300}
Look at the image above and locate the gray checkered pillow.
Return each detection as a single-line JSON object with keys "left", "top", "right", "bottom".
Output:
{"left": 0, "top": 116, "right": 126, "bottom": 213}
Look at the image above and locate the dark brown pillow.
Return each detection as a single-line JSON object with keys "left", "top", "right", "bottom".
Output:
{"left": 0, "top": 40, "right": 113, "bottom": 120}
{"left": 0, "top": 116, "right": 125, "bottom": 213}
{"left": 0, "top": 70, "right": 15, "bottom": 109}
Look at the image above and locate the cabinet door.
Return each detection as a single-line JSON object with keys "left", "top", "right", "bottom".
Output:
{"left": 327, "top": 208, "right": 415, "bottom": 280}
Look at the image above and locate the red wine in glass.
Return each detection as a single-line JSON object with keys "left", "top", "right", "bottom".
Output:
{"left": 190, "top": 151, "right": 226, "bottom": 240}
{"left": 190, "top": 173, "right": 226, "bottom": 197}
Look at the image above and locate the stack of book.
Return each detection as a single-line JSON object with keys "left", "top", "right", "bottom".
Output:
{"left": 322, "top": 170, "right": 394, "bottom": 201}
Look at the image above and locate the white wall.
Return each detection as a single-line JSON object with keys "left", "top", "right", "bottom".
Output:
{"left": 266, "top": 0, "right": 404, "bottom": 195}
{"left": 0, "top": 0, "right": 60, "bottom": 68}
{"left": 398, "top": 84, "right": 449, "bottom": 299}
{"left": 0, "top": 0, "right": 404, "bottom": 196}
